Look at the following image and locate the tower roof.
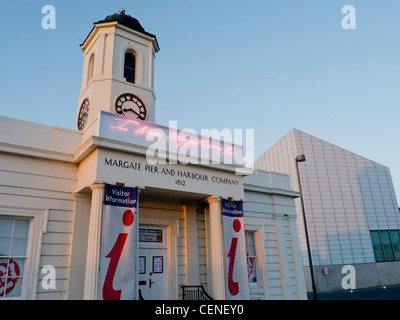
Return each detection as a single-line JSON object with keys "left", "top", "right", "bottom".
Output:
{"left": 95, "top": 10, "right": 156, "bottom": 39}
{"left": 81, "top": 10, "right": 159, "bottom": 51}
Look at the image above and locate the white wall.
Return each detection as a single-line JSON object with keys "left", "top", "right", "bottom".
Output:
{"left": 243, "top": 170, "right": 307, "bottom": 300}
{"left": 0, "top": 153, "right": 78, "bottom": 299}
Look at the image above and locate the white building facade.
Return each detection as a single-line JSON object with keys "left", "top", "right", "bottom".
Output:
{"left": 254, "top": 129, "right": 400, "bottom": 292}
{"left": 0, "top": 12, "right": 307, "bottom": 300}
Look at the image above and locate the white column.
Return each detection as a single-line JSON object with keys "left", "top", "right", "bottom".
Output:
{"left": 207, "top": 197, "right": 226, "bottom": 300}
{"left": 184, "top": 205, "right": 200, "bottom": 285}
{"left": 83, "top": 183, "right": 105, "bottom": 300}
{"left": 69, "top": 193, "right": 91, "bottom": 299}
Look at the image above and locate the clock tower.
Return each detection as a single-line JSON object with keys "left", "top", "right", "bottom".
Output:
{"left": 76, "top": 9, "right": 159, "bottom": 131}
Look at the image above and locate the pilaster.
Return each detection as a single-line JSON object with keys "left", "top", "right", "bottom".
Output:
{"left": 207, "top": 197, "right": 226, "bottom": 300}
{"left": 83, "top": 183, "right": 105, "bottom": 300}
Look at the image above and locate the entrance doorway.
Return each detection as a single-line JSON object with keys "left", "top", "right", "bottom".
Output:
{"left": 138, "top": 226, "right": 168, "bottom": 300}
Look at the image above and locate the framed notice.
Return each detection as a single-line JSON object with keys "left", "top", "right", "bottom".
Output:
{"left": 139, "top": 256, "right": 146, "bottom": 274}
{"left": 152, "top": 256, "right": 163, "bottom": 274}
{"left": 139, "top": 229, "right": 163, "bottom": 243}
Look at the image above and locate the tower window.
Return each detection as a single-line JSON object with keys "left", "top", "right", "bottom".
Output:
{"left": 124, "top": 52, "right": 136, "bottom": 84}
{"left": 87, "top": 54, "right": 95, "bottom": 84}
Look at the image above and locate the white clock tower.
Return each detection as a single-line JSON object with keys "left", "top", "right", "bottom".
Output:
{"left": 76, "top": 9, "right": 159, "bottom": 131}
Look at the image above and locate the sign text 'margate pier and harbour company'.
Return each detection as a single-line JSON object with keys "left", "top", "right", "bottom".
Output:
{"left": 104, "top": 157, "right": 241, "bottom": 186}
{"left": 94, "top": 147, "right": 244, "bottom": 199}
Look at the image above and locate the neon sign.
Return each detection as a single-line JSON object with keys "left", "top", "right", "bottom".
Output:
{"left": 98, "top": 111, "right": 244, "bottom": 166}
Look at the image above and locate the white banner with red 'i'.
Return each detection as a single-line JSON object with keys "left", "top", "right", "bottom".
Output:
{"left": 98, "top": 184, "right": 138, "bottom": 300}
{"left": 221, "top": 198, "right": 250, "bottom": 300}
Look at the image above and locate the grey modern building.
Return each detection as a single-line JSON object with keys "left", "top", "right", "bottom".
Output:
{"left": 254, "top": 129, "right": 400, "bottom": 292}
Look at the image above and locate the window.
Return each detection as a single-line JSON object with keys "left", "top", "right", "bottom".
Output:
{"left": 370, "top": 231, "right": 384, "bottom": 262}
{"left": 390, "top": 230, "right": 400, "bottom": 260}
{"left": 245, "top": 231, "right": 259, "bottom": 285}
{"left": 87, "top": 54, "right": 95, "bottom": 84}
{"left": 0, "top": 208, "right": 47, "bottom": 299}
{"left": 370, "top": 230, "right": 400, "bottom": 262}
{"left": 0, "top": 217, "right": 30, "bottom": 298}
{"left": 124, "top": 52, "right": 136, "bottom": 84}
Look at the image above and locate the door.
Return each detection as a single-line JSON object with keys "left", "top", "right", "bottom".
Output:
{"left": 138, "top": 226, "right": 168, "bottom": 300}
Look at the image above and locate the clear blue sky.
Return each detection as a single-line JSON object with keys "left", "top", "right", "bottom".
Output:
{"left": 0, "top": 1, "right": 399, "bottom": 202}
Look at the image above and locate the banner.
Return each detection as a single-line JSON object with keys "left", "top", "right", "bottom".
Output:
{"left": 99, "top": 184, "right": 138, "bottom": 300}
{"left": 221, "top": 198, "right": 250, "bottom": 300}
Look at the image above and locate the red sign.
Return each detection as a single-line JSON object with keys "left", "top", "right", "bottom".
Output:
{"left": 0, "top": 258, "right": 20, "bottom": 297}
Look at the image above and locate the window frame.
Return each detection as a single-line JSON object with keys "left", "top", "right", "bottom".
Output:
{"left": 0, "top": 207, "right": 48, "bottom": 300}
{"left": 370, "top": 229, "right": 400, "bottom": 262}
{"left": 243, "top": 224, "right": 270, "bottom": 299}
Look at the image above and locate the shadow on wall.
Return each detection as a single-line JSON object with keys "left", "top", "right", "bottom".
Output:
{"left": 357, "top": 164, "right": 399, "bottom": 231}
{"left": 310, "top": 260, "right": 400, "bottom": 293}
{"left": 299, "top": 162, "right": 400, "bottom": 293}
{"left": 300, "top": 229, "right": 374, "bottom": 293}
{"left": 303, "top": 162, "right": 400, "bottom": 293}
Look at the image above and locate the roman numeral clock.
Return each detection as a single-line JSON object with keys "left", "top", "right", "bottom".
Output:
{"left": 115, "top": 93, "right": 148, "bottom": 121}
{"left": 77, "top": 98, "right": 90, "bottom": 131}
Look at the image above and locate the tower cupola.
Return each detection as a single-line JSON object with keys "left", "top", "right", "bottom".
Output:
{"left": 76, "top": 9, "right": 159, "bottom": 131}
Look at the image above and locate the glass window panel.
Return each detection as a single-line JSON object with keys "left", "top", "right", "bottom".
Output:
{"left": 0, "top": 258, "right": 10, "bottom": 298}
{"left": 0, "top": 278, "right": 6, "bottom": 297}
{"left": 390, "top": 230, "right": 400, "bottom": 261}
{"left": 247, "top": 244, "right": 256, "bottom": 256}
{"left": 245, "top": 231, "right": 255, "bottom": 245}
{"left": 14, "top": 219, "right": 30, "bottom": 237}
{"left": 370, "top": 231, "right": 384, "bottom": 262}
{"left": 0, "top": 238, "right": 11, "bottom": 256}
{"left": 124, "top": 53, "right": 136, "bottom": 84}
{"left": 124, "top": 53, "right": 135, "bottom": 68}
{"left": 4, "top": 276, "right": 22, "bottom": 298}
{"left": 0, "top": 218, "right": 13, "bottom": 236}
{"left": 247, "top": 257, "right": 258, "bottom": 283}
{"left": 245, "top": 232, "right": 256, "bottom": 256}
{"left": 0, "top": 257, "right": 23, "bottom": 298}
{"left": 9, "top": 258, "right": 24, "bottom": 278}
{"left": 124, "top": 68, "right": 135, "bottom": 83}
{"left": 0, "top": 257, "right": 9, "bottom": 274}
{"left": 10, "top": 238, "right": 28, "bottom": 256}
{"left": 381, "top": 231, "right": 395, "bottom": 261}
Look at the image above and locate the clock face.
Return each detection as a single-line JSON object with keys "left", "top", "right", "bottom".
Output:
{"left": 77, "top": 98, "right": 89, "bottom": 131}
{"left": 115, "top": 94, "right": 147, "bottom": 120}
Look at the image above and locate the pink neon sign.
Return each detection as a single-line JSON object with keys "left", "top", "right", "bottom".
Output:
{"left": 98, "top": 111, "right": 244, "bottom": 166}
